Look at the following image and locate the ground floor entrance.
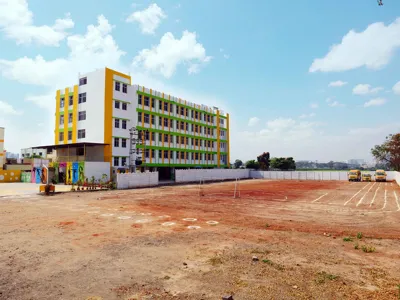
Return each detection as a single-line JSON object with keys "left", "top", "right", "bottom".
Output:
{"left": 158, "top": 167, "right": 174, "bottom": 181}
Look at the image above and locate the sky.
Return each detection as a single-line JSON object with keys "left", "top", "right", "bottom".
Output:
{"left": 0, "top": 0, "right": 400, "bottom": 163}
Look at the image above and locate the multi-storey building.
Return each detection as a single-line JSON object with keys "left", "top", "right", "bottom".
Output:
{"left": 0, "top": 127, "right": 4, "bottom": 169}
{"left": 54, "top": 67, "right": 230, "bottom": 178}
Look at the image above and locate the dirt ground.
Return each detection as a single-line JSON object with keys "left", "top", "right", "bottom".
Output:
{"left": 1, "top": 179, "right": 400, "bottom": 300}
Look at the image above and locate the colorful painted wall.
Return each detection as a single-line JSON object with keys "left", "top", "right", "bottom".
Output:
{"left": 0, "top": 170, "right": 21, "bottom": 183}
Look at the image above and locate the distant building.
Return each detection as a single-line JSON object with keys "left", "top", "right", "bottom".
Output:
{"left": 0, "top": 127, "right": 4, "bottom": 169}
{"left": 6, "top": 152, "right": 19, "bottom": 159}
{"left": 21, "top": 147, "right": 47, "bottom": 158}
{"left": 347, "top": 159, "right": 365, "bottom": 166}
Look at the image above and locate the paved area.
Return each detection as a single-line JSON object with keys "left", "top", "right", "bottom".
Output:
{"left": 0, "top": 183, "right": 71, "bottom": 197}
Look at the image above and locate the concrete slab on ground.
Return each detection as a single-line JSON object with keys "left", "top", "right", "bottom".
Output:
{"left": 0, "top": 183, "right": 71, "bottom": 197}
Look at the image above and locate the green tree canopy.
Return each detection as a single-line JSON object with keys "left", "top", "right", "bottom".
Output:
{"left": 371, "top": 133, "right": 400, "bottom": 171}
{"left": 245, "top": 160, "right": 260, "bottom": 170}
{"left": 234, "top": 159, "right": 243, "bottom": 169}
{"left": 270, "top": 157, "right": 296, "bottom": 170}
{"left": 257, "top": 152, "right": 270, "bottom": 170}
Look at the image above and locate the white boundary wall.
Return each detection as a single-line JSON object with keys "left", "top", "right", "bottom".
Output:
{"left": 117, "top": 172, "right": 158, "bottom": 189}
{"left": 175, "top": 169, "right": 250, "bottom": 183}
{"left": 395, "top": 171, "right": 400, "bottom": 186}
{"left": 250, "top": 170, "right": 397, "bottom": 181}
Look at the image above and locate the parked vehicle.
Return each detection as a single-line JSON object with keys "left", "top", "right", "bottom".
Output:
{"left": 348, "top": 170, "right": 361, "bottom": 182}
{"left": 375, "top": 169, "right": 387, "bottom": 182}
{"left": 361, "top": 173, "right": 372, "bottom": 182}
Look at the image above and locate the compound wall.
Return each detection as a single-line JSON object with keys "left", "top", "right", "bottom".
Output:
{"left": 250, "top": 170, "right": 397, "bottom": 181}
{"left": 116, "top": 172, "right": 158, "bottom": 189}
{"left": 175, "top": 169, "right": 250, "bottom": 183}
{"left": 395, "top": 171, "right": 400, "bottom": 186}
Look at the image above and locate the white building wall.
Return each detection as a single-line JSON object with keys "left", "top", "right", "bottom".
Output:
{"left": 395, "top": 172, "right": 400, "bottom": 186}
{"left": 77, "top": 68, "right": 106, "bottom": 143}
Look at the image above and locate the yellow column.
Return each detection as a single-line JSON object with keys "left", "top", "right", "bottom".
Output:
{"left": 55, "top": 90, "right": 60, "bottom": 144}
{"left": 72, "top": 85, "right": 78, "bottom": 143}
{"left": 216, "top": 110, "right": 220, "bottom": 168}
{"left": 63, "top": 88, "right": 69, "bottom": 144}
{"left": 227, "top": 113, "right": 230, "bottom": 168}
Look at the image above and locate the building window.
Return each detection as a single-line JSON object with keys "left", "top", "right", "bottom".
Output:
{"left": 78, "top": 93, "right": 86, "bottom": 104}
{"left": 78, "top": 111, "right": 86, "bottom": 121}
{"left": 68, "top": 131, "right": 72, "bottom": 140}
{"left": 180, "top": 107, "right": 184, "bottom": 116}
{"left": 69, "top": 95, "right": 73, "bottom": 106}
{"left": 221, "top": 130, "right": 225, "bottom": 137}
{"left": 180, "top": 121, "right": 184, "bottom": 130}
{"left": 138, "top": 112, "right": 142, "bottom": 123}
{"left": 159, "top": 133, "right": 162, "bottom": 141}
{"left": 158, "top": 150, "right": 162, "bottom": 159}
{"left": 170, "top": 119, "right": 174, "bottom": 128}
{"left": 151, "top": 115, "right": 155, "bottom": 125}
{"left": 121, "top": 157, "right": 127, "bottom": 166}
{"left": 145, "top": 131, "right": 150, "bottom": 141}
{"left": 122, "top": 139, "right": 127, "bottom": 148}
{"left": 114, "top": 138, "right": 119, "bottom": 147}
{"left": 151, "top": 132, "right": 155, "bottom": 141}
{"left": 159, "top": 100, "right": 162, "bottom": 110}
{"left": 164, "top": 102, "right": 168, "bottom": 112}
{"left": 122, "top": 83, "right": 127, "bottom": 93}
{"left": 145, "top": 149, "right": 149, "bottom": 158}
{"left": 60, "top": 115, "right": 64, "bottom": 124}
{"left": 122, "top": 120, "right": 127, "bottom": 129}
{"left": 164, "top": 150, "right": 169, "bottom": 159}
{"left": 151, "top": 149, "right": 155, "bottom": 158}
{"left": 78, "top": 129, "right": 86, "bottom": 139}
{"left": 164, "top": 118, "right": 168, "bottom": 127}
{"left": 114, "top": 119, "right": 120, "bottom": 128}
{"left": 144, "top": 96, "right": 149, "bottom": 106}
{"left": 176, "top": 105, "right": 179, "bottom": 114}
{"left": 122, "top": 103, "right": 127, "bottom": 110}
{"left": 159, "top": 116, "right": 162, "bottom": 126}
{"left": 220, "top": 119, "right": 224, "bottom": 125}
{"left": 79, "top": 77, "right": 87, "bottom": 86}
{"left": 181, "top": 151, "right": 185, "bottom": 159}
{"left": 169, "top": 103, "right": 173, "bottom": 112}
{"left": 115, "top": 81, "right": 120, "bottom": 91}
{"left": 144, "top": 114, "right": 149, "bottom": 124}
{"left": 59, "top": 132, "right": 64, "bottom": 141}
{"left": 114, "top": 157, "right": 119, "bottom": 167}
{"left": 164, "top": 134, "right": 169, "bottom": 143}
{"left": 138, "top": 95, "right": 142, "bottom": 105}
{"left": 68, "top": 113, "right": 73, "bottom": 123}
{"left": 60, "top": 97, "right": 65, "bottom": 108}
{"left": 115, "top": 101, "right": 120, "bottom": 109}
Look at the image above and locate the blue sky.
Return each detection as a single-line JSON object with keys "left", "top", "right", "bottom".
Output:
{"left": 0, "top": 0, "right": 400, "bottom": 163}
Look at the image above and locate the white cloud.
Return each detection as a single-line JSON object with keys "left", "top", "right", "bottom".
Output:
{"left": 248, "top": 117, "right": 260, "bottom": 127}
{"left": 220, "top": 48, "right": 224, "bottom": 52}
{"left": 364, "top": 98, "right": 387, "bottom": 107}
{"left": 126, "top": 3, "right": 166, "bottom": 34}
{"left": 0, "top": 0, "right": 74, "bottom": 46}
{"left": 310, "top": 103, "right": 319, "bottom": 109}
{"left": 328, "top": 80, "right": 347, "bottom": 87}
{"left": 352, "top": 84, "right": 383, "bottom": 95}
{"left": 309, "top": 18, "right": 400, "bottom": 72}
{"left": 175, "top": 19, "right": 180, "bottom": 23}
{"left": 392, "top": 81, "right": 400, "bottom": 95}
{"left": 132, "top": 30, "right": 212, "bottom": 78}
{"left": 223, "top": 54, "right": 230, "bottom": 59}
{"left": 0, "top": 100, "right": 22, "bottom": 115}
{"left": 299, "top": 113, "right": 316, "bottom": 119}
{"left": 326, "top": 97, "right": 345, "bottom": 107}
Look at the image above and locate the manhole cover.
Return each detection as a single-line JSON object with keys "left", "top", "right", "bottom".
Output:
{"left": 187, "top": 226, "right": 201, "bottom": 230}
{"left": 206, "top": 221, "right": 219, "bottom": 225}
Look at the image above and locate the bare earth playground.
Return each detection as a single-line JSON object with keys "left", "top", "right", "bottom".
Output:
{"left": 1, "top": 179, "right": 400, "bottom": 299}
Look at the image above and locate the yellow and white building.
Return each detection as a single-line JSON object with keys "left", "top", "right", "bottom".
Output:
{"left": 54, "top": 67, "right": 230, "bottom": 177}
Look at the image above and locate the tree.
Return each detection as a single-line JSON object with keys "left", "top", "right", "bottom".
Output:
{"left": 245, "top": 160, "right": 260, "bottom": 170}
{"left": 270, "top": 157, "right": 296, "bottom": 170}
{"left": 234, "top": 159, "right": 243, "bottom": 169}
{"left": 257, "top": 152, "right": 270, "bottom": 170}
{"left": 371, "top": 133, "right": 400, "bottom": 171}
